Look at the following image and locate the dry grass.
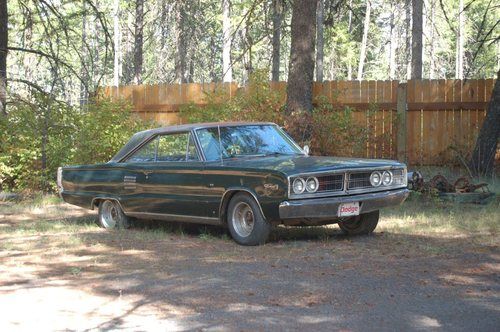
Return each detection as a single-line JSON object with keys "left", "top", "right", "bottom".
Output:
{"left": 1, "top": 191, "right": 498, "bottom": 248}
{"left": 380, "top": 195, "right": 499, "bottom": 243}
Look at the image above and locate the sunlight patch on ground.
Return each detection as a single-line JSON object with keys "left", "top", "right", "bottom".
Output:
{"left": 0, "top": 285, "right": 184, "bottom": 331}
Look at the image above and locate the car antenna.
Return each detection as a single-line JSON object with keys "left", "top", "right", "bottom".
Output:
{"left": 218, "top": 125, "right": 223, "bottom": 165}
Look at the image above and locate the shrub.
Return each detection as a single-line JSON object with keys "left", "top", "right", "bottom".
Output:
{"left": 0, "top": 95, "right": 152, "bottom": 192}
{"left": 72, "top": 98, "right": 151, "bottom": 165}
{"left": 0, "top": 94, "right": 79, "bottom": 191}
{"left": 179, "top": 69, "right": 285, "bottom": 125}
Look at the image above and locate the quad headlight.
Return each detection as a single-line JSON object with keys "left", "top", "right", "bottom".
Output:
{"left": 382, "top": 171, "right": 393, "bottom": 186}
{"left": 292, "top": 176, "right": 319, "bottom": 194}
{"left": 292, "top": 178, "right": 306, "bottom": 194}
{"left": 369, "top": 171, "right": 382, "bottom": 187}
{"left": 305, "top": 177, "right": 319, "bottom": 193}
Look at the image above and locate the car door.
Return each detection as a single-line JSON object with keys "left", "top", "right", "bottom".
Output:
{"left": 132, "top": 131, "right": 208, "bottom": 218}
{"left": 118, "top": 136, "right": 157, "bottom": 214}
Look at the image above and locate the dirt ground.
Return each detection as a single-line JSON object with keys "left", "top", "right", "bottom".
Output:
{"left": 0, "top": 198, "right": 499, "bottom": 331}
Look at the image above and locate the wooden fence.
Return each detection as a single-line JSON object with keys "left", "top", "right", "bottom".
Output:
{"left": 102, "top": 79, "right": 496, "bottom": 166}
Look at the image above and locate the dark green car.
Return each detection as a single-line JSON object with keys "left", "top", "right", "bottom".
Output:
{"left": 58, "top": 122, "right": 410, "bottom": 245}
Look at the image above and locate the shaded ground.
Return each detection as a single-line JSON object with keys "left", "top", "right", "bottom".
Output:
{"left": 0, "top": 197, "right": 499, "bottom": 331}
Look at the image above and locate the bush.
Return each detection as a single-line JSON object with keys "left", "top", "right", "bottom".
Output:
{"left": 0, "top": 94, "right": 79, "bottom": 191}
{"left": 72, "top": 98, "right": 151, "bottom": 164}
{"left": 0, "top": 95, "right": 152, "bottom": 192}
{"left": 179, "top": 69, "right": 285, "bottom": 125}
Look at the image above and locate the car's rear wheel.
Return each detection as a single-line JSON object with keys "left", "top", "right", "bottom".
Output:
{"left": 227, "top": 192, "right": 271, "bottom": 246}
{"left": 98, "top": 200, "right": 130, "bottom": 229}
{"left": 338, "top": 210, "right": 379, "bottom": 235}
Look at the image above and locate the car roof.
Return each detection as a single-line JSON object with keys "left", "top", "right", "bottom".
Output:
{"left": 110, "top": 121, "right": 277, "bottom": 162}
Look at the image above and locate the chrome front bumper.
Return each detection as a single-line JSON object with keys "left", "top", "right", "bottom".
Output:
{"left": 279, "top": 188, "right": 410, "bottom": 220}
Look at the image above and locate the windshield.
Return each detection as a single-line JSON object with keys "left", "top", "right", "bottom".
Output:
{"left": 196, "top": 125, "right": 303, "bottom": 161}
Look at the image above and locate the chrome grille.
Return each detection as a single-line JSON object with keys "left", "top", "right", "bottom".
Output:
{"left": 348, "top": 172, "right": 372, "bottom": 190}
{"left": 317, "top": 174, "right": 344, "bottom": 192}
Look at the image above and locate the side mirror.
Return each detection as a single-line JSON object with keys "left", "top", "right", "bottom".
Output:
{"left": 303, "top": 145, "right": 310, "bottom": 155}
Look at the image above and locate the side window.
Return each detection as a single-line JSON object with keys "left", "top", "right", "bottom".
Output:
{"left": 126, "top": 137, "right": 157, "bottom": 162}
{"left": 157, "top": 132, "right": 200, "bottom": 162}
{"left": 126, "top": 132, "right": 199, "bottom": 162}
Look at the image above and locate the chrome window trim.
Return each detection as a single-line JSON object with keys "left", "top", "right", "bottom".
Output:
{"left": 191, "top": 128, "right": 207, "bottom": 162}
{"left": 119, "top": 131, "right": 203, "bottom": 163}
{"left": 287, "top": 166, "right": 407, "bottom": 199}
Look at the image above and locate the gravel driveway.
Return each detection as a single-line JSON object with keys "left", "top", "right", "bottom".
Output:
{"left": 1, "top": 202, "right": 499, "bottom": 331}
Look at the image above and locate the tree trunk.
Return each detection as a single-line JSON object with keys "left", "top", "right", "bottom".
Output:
{"left": 455, "top": 0, "right": 464, "bottom": 79}
{"left": 470, "top": 70, "right": 500, "bottom": 176}
{"left": 222, "top": 0, "right": 232, "bottom": 82}
{"left": 316, "top": 0, "right": 324, "bottom": 82}
{"left": 347, "top": 0, "right": 353, "bottom": 80}
{"left": 271, "top": 0, "right": 283, "bottom": 82}
{"left": 0, "top": 0, "right": 7, "bottom": 115}
{"left": 174, "top": 1, "right": 187, "bottom": 83}
{"left": 405, "top": 0, "right": 411, "bottom": 80}
{"left": 411, "top": 0, "right": 423, "bottom": 79}
{"left": 286, "top": 0, "right": 318, "bottom": 114}
{"left": 133, "top": 0, "right": 144, "bottom": 84}
{"left": 357, "top": 0, "right": 371, "bottom": 81}
{"left": 429, "top": 0, "right": 435, "bottom": 79}
{"left": 80, "top": 1, "right": 89, "bottom": 105}
{"left": 113, "top": 0, "right": 120, "bottom": 86}
{"left": 388, "top": 3, "right": 397, "bottom": 80}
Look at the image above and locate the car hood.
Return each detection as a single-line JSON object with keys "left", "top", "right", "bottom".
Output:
{"left": 220, "top": 155, "right": 405, "bottom": 177}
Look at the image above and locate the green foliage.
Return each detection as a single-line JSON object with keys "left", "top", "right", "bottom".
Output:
{"left": 0, "top": 94, "right": 79, "bottom": 191}
{"left": 72, "top": 98, "right": 151, "bottom": 164}
{"left": 0, "top": 96, "right": 152, "bottom": 192}
{"left": 310, "top": 98, "right": 367, "bottom": 157}
{"left": 179, "top": 69, "right": 285, "bottom": 125}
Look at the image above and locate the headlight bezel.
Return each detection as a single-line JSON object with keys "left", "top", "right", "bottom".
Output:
{"left": 292, "top": 177, "right": 306, "bottom": 194}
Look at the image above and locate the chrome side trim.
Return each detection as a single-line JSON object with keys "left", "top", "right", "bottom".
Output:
{"left": 287, "top": 166, "right": 407, "bottom": 199}
{"left": 218, "top": 188, "right": 266, "bottom": 223}
{"left": 125, "top": 212, "right": 221, "bottom": 226}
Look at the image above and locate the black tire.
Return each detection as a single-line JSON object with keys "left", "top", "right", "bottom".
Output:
{"left": 98, "top": 200, "right": 130, "bottom": 229}
{"left": 338, "top": 210, "right": 379, "bottom": 235}
{"left": 227, "top": 192, "right": 271, "bottom": 246}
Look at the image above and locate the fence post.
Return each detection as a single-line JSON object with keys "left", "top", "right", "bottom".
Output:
{"left": 396, "top": 83, "right": 407, "bottom": 163}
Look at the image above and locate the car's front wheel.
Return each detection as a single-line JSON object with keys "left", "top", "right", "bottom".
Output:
{"left": 227, "top": 192, "right": 271, "bottom": 245}
{"left": 98, "top": 200, "right": 130, "bottom": 229}
{"left": 338, "top": 210, "right": 379, "bottom": 235}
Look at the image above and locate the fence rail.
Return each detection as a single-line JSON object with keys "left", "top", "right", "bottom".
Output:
{"left": 102, "top": 79, "right": 496, "bottom": 166}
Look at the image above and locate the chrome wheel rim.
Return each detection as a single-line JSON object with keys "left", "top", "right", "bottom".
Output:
{"left": 101, "top": 201, "right": 119, "bottom": 228}
{"left": 232, "top": 202, "right": 255, "bottom": 238}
